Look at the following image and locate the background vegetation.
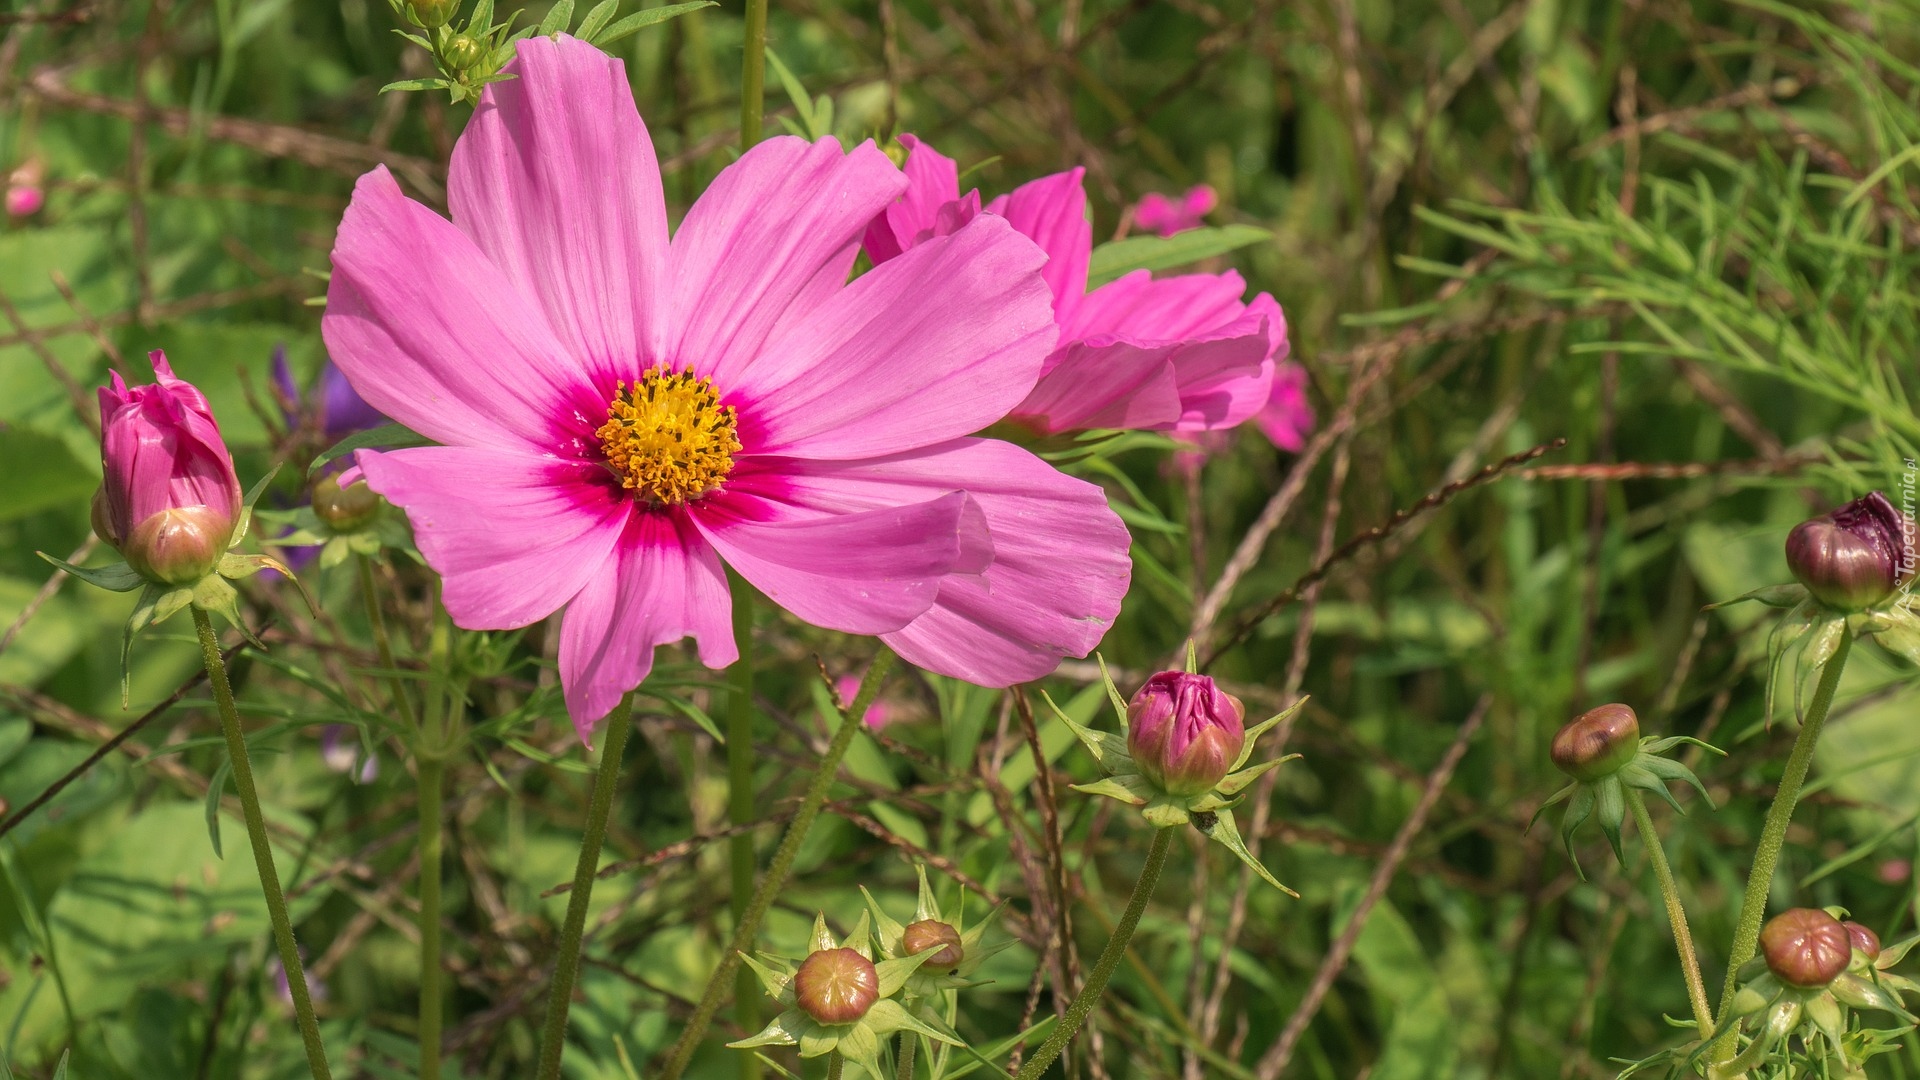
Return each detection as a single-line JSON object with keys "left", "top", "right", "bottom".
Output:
{"left": 1, "top": 0, "right": 1918, "bottom": 1076}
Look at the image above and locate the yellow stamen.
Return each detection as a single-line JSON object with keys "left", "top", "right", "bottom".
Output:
{"left": 595, "top": 367, "right": 740, "bottom": 505}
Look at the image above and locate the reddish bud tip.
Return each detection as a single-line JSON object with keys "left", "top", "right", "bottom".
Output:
{"left": 1549, "top": 704, "right": 1640, "bottom": 782}
{"left": 793, "top": 947, "right": 879, "bottom": 1024}
{"left": 126, "top": 506, "right": 232, "bottom": 585}
{"left": 1786, "top": 492, "right": 1913, "bottom": 611}
{"left": 1843, "top": 920, "right": 1882, "bottom": 962}
{"left": 901, "top": 919, "right": 964, "bottom": 974}
{"left": 312, "top": 475, "right": 381, "bottom": 531}
{"left": 1761, "top": 908, "right": 1851, "bottom": 989}
{"left": 1127, "top": 671, "right": 1245, "bottom": 796}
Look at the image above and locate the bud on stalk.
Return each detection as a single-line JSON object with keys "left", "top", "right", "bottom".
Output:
{"left": 1128, "top": 671, "right": 1245, "bottom": 796}
{"left": 901, "top": 919, "right": 964, "bottom": 974}
{"left": 1786, "top": 492, "right": 1913, "bottom": 612}
{"left": 793, "top": 947, "right": 879, "bottom": 1024}
{"left": 1760, "top": 908, "right": 1851, "bottom": 989}
{"left": 1550, "top": 703, "right": 1640, "bottom": 782}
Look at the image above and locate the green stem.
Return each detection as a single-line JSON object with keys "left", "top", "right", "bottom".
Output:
{"left": 825, "top": 1052, "right": 845, "bottom": 1080}
{"left": 1708, "top": 630, "right": 1853, "bottom": 1070}
{"left": 1013, "top": 825, "right": 1175, "bottom": 1080}
{"left": 658, "top": 649, "right": 896, "bottom": 1080}
{"left": 192, "top": 609, "right": 332, "bottom": 1080}
{"left": 895, "top": 1033, "right": 917, "bottom": 1080}
{"left": 739, "top": 0, "right": 767, "bottom": 149}
{"left": 534, "top": 695, "right": 635, "bottom": 1080}
{"left": 417, "top": 749, "right": 446, "bottom": 1080}
{"left": 729, "top": 587, "right": 763, "bottom": 1080}
{"left": 1624, "top": 787, "right": 1712, "bottom": 1040}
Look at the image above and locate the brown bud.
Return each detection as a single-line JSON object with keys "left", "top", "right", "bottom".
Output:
{"left": 1549, "top": 704, "right": 1640, "bottom": 782}
{"left": 1761, "top": 908, "right": 1851, "bottom": 989}
{"left": 1843, "top": 921, "right": 1882, "bottom": 962}
{"left": 1785, "top": 492, "right": 1913, "bottom": 612}
{"left": 793, "top": 947, "right": 879, "bottom": 1024}
{"left": 901, "top": 919, "right": 964, "bottom": 974}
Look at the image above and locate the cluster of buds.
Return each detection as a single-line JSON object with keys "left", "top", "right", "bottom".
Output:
{"left": 731, "top": 910, "right": 963, "bottom": 1077}
{"left": 1716, "top": 907, "right": 1920, "bottom": 1075}
{"left": 1056, "top": 650, "right": 1299, "bottom": 896}
{"left": 1718, "top": 492, "right": 1920, "bottom": 718}
{"left": 862, "top": 866, "right": 1009, "bottom": 1023}
{"left": 41, "top": 352, "right": 296, "bottom": 699}
{"left": 1535, "top": 703, "right": 1720, "bottom": 877}
{"left": 382, "top": 0, "right": 520, "bottom": 105}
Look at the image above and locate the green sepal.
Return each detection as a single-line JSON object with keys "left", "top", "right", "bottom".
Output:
{"left": 1833, "top": 972, "right": 1912, "bottom": 1017}
{"left": 1627, "top": 753, "right": 1714, "bottom": 811}
{"left": 859, "top": 886, "right": 908, "bottom": 958}
{"left": 1047, "top": 690, "right": 1130, "bottom": 771}
{"left": 727, "top": 1008, "right": 807, "bottom": 1049}
{"left": 835, "top": 1021, "right": 882, "bottom": 1078}
{"left": 1641, "top": 734, "right": 1726, "bottom": 757}
{"left": 190, "top": 574, "right": 264, "bottom": 649}
{"left": 36, "top": 551, "right": 145, "bottom": 592}
{"left": 1216, "top": 754, "right": 1297, "bottom": 797}
{"left": 1094, "top": 653, "right": 1130, "bottom": 734}
{"left": 1595, "top": 775, "right": 1626, "bottom": 866}
{"left": 1071, "top": 774, "right": 1154, "bottom": 807}
{"left": 229, "top": 466, "right": 280, "bottom": 546}
{"left": 1707, "top": 583, "right": 1807, "bottom": 609}
{"left": 1232, "top": 698, "right": 1305, "bottom": 771}
{"left": 808, "top": 911, "right": 836, "bottom": 955}
{"left": 1526, "top": 781, "right": 1577, "bottom": 835}
{"left": 1559, "top": 785, "right": 1596, "bottom": 880}
{"left": 911, "top": 864, "right": 943, "bottom": 925}
{"left": 740, "top": 950, "right": 795, "bottom": 1001}
{"left": 1795, "top": 615, "right": 1849, "bottom": 720}
{"left": 1805, "top": 991, "right": 1845, "bottom": 1045}
{"left": 874, "top": 947, "right": 937, "bottom": 998}
{"left": 864, "top": 998, "right": 959, "bottom": 1044}
{"left": 1188, "top": 789, "right": 1244, "bottom": 813}
{"left": 1142, "top": 798, "right": 1191, "bottom": 828}
{"left": 1764, "top": 599, "right": 1820, "bottom": 724}
{"left": 1868, "top": 604, "right": 1920, "bottom": 667}
{"left": 1728, "top": 977, "right": 1778, "bottom": 1019}
{"left": 1877, "top": 932, "right": 1920, "bottom": 969}
{"left": 795, "top": 1024, "right": 839, "bottom": 1059}
{"left": 1194, "top": 808, "right": 1297, "bottom": 897}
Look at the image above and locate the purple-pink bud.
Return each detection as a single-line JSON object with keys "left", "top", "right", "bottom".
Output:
{"left": 793, "top": 947, "right": 879, "bottom": 1024}
{"left": 1785, "top": 492, "right": 1914, "bottom": 611}
{"left": 96, "top": 352, "right": 242, "bottom": 577}
{"left": 901, "top": 919, "right": 964, "bottom": 974}
{"left": 1843, "top": 920, "right": 1882, "bottom": 962}
{"left": 1127, "top": 671, "right": 1245, "bottom": 796}
{"left": 5, "top": 184, "right": 43, "bottom": 218}
{"left": 1550, "top": 704, "right": 1640, "bottom": 782}
{"left": 1761, "top": 908, "right": 1851, "bottom": 989}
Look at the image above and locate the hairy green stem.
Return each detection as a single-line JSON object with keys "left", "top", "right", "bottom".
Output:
{"left": 729, "top": 588, "right": 762, "bottom": 1080}
{"left": 1708, "top": 630, "right": 1853, "bottom": 1070}
{"left": 895, "top": 1032, "right": 917, "bottom": 1080}
{"left": 535, "top": 695, "right": 635, "bottom": 1080}
{"left": 416, "top": 749, "right": 446, "bottom": 1079}
{"left": 1624, "top": 787, "right": 1712, "bottom": 1039}
{"left": 192, "top": 609, "right": 333, "bottom": 1080}
{"left": 1014, "top": 825, "right": 1175, "bottom": 1080}
{"left": 357, "top": 555, "right": 417, "bottom": 731}
{"left": 739, "top": 0, "right": 767, "bottom": 148}
{"left": 826, "top": 1051, "right": 845, "bottom": 1080}
{"left": 658, "top": 649, "right": 896, "bottom": 1080}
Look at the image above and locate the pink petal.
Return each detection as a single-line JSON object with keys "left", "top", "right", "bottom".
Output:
{"left": 1068, "top": 269, "right": 1246, "bottom": 343}
{"left": 1181, "top": 184, "right": 1218, "bottom": 218}
{"left": 735, "top": 214, "right": 1056, "bottom": 459}
{"left": 323, "top": 167, "right": 598, "bottom": 454}
{"left": 730, "top": 440, "right": 1131, "bottom": 685}
{"left": 449, "top": 34, "right": 668, "bottom": 389}
{"left": 1255, "top": 362, "right": 1314, "bottom": 452}
{"left": 356, "top": 445, "right": 628, "bottom": 630}
{"left": 985, "top": 168, "right": 1090, "bottom": 327}
{"left": 1011, "top": 340, "right": 1182, "bottom": 434}
{"left": 559, "top": 511, "right": 736, "bottom": 738}
{"left": 669, "top": 136, "right": 905, "bottom": 391}
{"left": 691, "top": 489, "right": 976, "bottom": 635}
{"left": 861, "top": 134, "right": 962, "bottom": 264}
{"left": 1131, "top": 192, "right": 1181, "bottom": 237}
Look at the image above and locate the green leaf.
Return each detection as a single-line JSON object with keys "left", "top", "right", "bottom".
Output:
{"left": 0, "top": 428, "right": 96, "bottom": 523}
{"left": 1069, "top": 774, "right": 1154, "bottom": 806}
{"left": 594, "top": 0, "right": 713, "bottom": 43}
{"left": 36, "top": 551, "right": 145, "bottom": 592}
{"left": 308, "top": 422, "right": 436, "bottom": 478}
{"left": 537, "top": 0, "right": 574, "bottom": 35}
{"left": 1195, "top": 808, "right": 1296, "bottom": 896}
{"left": 380, "top": 77, "right": 450, "bottom": 92}
{"left": 764, "top": 47, "right": 823, "bottom": 141}
{"left": 575, "top": 0, "right": 619, "bottom": 40}
{"left": 1087, "top": 225, "right": 1271, "bottom": 287}
{"left": 204, "top": 760, "right": 230, "bottom": 858}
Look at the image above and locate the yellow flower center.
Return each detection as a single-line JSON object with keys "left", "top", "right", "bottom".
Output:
{"left": 595, "top": 367, "right": 740, "bottom": 505}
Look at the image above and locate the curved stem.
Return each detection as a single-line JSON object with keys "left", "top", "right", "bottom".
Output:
{"left": 534, "top": 695, "right": 635, "bottom": 1080}
{"left": 894, "top": 1033, "right": 917, "bottom": 1080}
{"left": 1624, "top": 787, "right": 1712, "bottom": 1039}
{"left": 192, "top": 609, "right": 332, "bottom": 1080}
{"left": 1013, "top": 825, "right": 1175, "bottom": 1080}
{"left": 658, "top": 649, "right": 896, "bottom": 1080}
{"left": 1708, "top": 630, "right": 1853, "bottom": 1068}
{"left": 729, "top": 588, "right": 762, "bottom": 1080}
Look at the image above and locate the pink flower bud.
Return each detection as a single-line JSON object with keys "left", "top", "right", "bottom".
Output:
{"left": 901, "top": 919, "right": 964, "bottom": 974}
{"left": 793, "top": 947, "right": 879, "bottom": 1024}
{"left": 1550, "top": 704, "right": 1640, "bottom": 782}
{"left": 1761, "top": 908, "right": 1851, "bottom": 989}
{"left": 5, "top": 185, "right": 43, "bottom": 218}
{"left": 1127, "top": 671, "right": 1245, "bottom": 796}
{"left": 1786, "top": 492, "right": 1914, "bottom": 611}
{"left": 1843, "top": 920, "right": 1882, "bottom": 962}
{"left": 96, "top": 351, "right": 242, "bottom": 579}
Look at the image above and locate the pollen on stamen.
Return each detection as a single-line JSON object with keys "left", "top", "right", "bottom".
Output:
{"left": 595, "top": 367, "right": 741, "bottom": 505}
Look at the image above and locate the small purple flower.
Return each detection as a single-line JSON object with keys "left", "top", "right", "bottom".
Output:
{"left": 1127, "top": 670, "right": 1245, "bottom": 796}
{"left": 273, "top": 346, "right": 387, "bottom": 445}
{"left": 319, "top": 725, "right": 378, "bottom": 784}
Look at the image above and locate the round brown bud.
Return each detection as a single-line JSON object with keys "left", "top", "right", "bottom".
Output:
{"left": 793, "top": 947, "right": 879, "bottom": 1025}
{"left": 1549, "top": 704, "right": 1640, "bottom": 782}
{"left": 312, "top": 475, "right": 382, "bottom": 531}
{"left": 1760, "top": 908, "right": 1851, "bottom": 989}
{"left": 901, "top": 919, "right": 964, "bottom": 974}
{"left": 126, "top": 506, "right": 233, "bottom": 585}
{"left": 1844, "top": 921, "right": 1882, "bottom": 962}
{"left": 1785, "top": 492, "right": 1913, "bottom": 612}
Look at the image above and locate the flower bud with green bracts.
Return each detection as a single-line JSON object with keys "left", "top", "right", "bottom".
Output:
{"left": 1530, "top": 703, "right": 1722, "bottom": 879}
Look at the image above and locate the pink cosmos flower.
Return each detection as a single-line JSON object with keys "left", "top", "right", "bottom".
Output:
{"left": 835, "top": 674, "right": 894, "bottom": 731}
{"left": 95, "top": 351, "right": 245, "bottom": 583}
{"left": 862, "top": 136, "right": 1284, "bottom": 436}
{"left": 1131, "top": 185, "right": 1217, "bottom": 237}
{"left": 322, "top": 36, "right": 1132, "bottom": 737}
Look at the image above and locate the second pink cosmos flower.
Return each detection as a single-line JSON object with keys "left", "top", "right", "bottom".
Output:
{"left": 323, "top": 35, "right": 1132, "bottom": 737}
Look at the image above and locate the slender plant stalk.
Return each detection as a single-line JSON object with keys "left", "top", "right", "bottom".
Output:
{"left": 535, "top": 694, "right": 636, "bottom": 1080}
{"left": 895, "top": 1033, "right": 918, "bottom": 1080}
{"left": 357, "top": 555, "right": 417, "bottom": 730}
{"left": 416, "top": 747, "right": 446, "bottom": 1079}
{"left": 739, "top": 0, "right": 767, "bottom": 149}
{"left": 1014, "top": 825, "right": 1175, "bottom": 1080}
{"left": 1624, "top": 787, "right": 1712, "bottom": 1039}
{"left": 658, "top": 649, "right": 896, "bottom": 1080}
{"left": 192, "top": 608, "right": 333, "bottom": 1080}
{"left": 1708, "top": 630, "right": 1853, "bottom": 1069}
{"left": 826, "top": 1052, "right": 845, "bottom": 1080}
{"left": 729, "top": 587, "right": 762, "bottom": 1080}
